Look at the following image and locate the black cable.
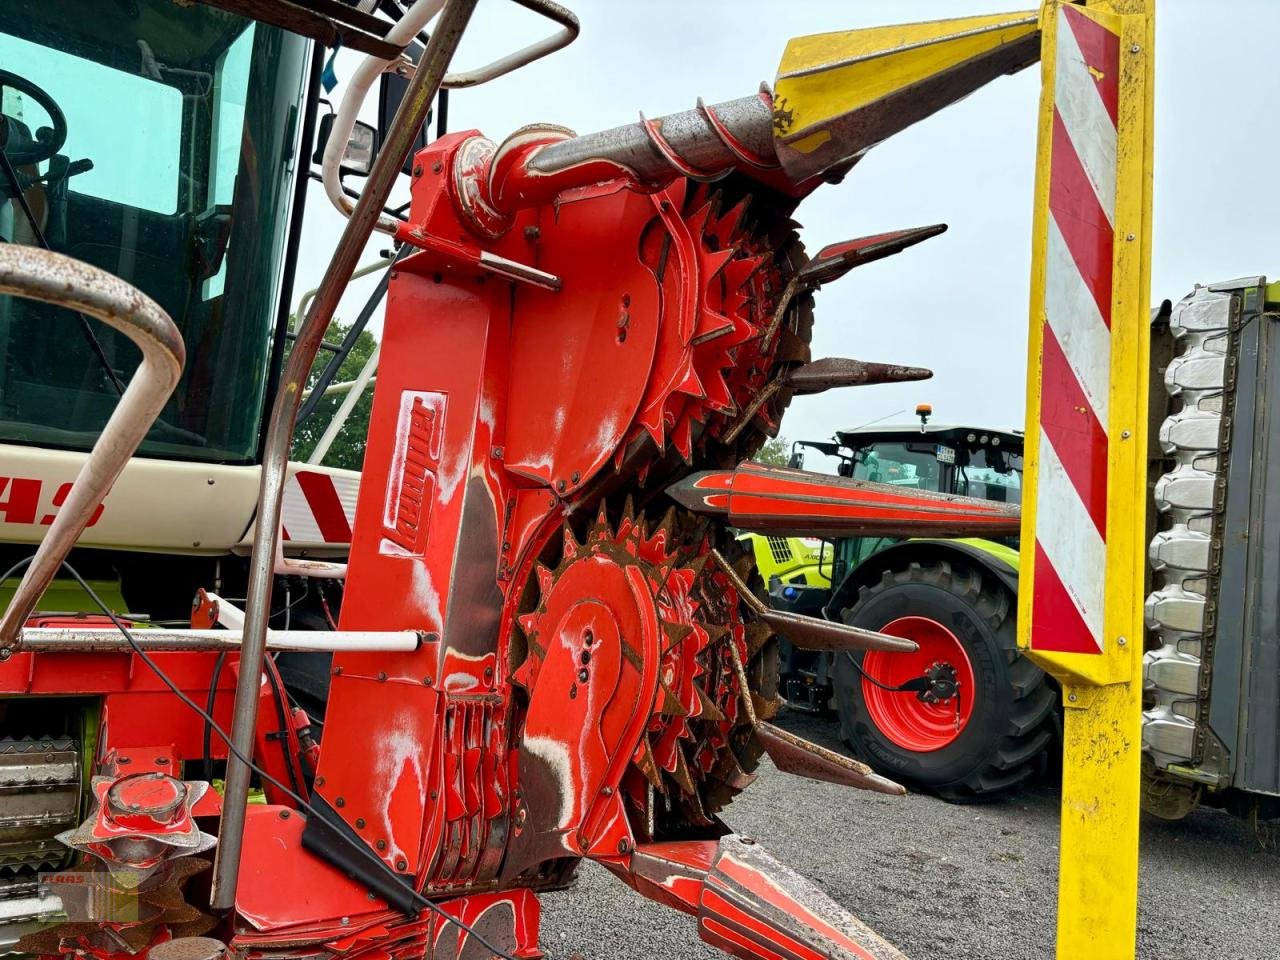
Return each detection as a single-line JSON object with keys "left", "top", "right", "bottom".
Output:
{"left": 203, "top": 651, "right": 228, "bottom": 782}
{"left": 7, "top": 554, "right": 518, "bottom": 959}
{"left": 281, "top": 579, "right": 292, "bottom": 632}
{"left": 843, "top": 651, "right": 931, "bottom": 694}
{"left": 262, "top": 656, "right": 305, "bottom": 798}
{"left": 0, "top": 147, "right": 127, "bottom": 396}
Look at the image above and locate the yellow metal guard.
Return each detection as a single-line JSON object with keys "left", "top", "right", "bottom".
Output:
{"left": 1019, "top": 1, "right": 1155, "bottom": 957}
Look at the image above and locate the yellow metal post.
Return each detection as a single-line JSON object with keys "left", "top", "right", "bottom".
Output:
{"left": 1019, "top": 1, "right": 1155, "bottom": 958}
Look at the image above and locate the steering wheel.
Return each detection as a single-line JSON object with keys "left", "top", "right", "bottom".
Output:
{"left": 0, "top": 70, "right": 68, "bottom": 165}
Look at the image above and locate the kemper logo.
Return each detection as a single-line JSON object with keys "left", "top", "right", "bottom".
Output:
{"left": 381, "top": 390, "right": 446, "bottom": 557}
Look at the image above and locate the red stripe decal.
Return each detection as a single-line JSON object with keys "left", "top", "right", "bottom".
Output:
{"left": 1049, "top": 111, "right": 1114, "bottom": 327}
{"left": 1038, "top": 328, "right": 1108, "bottom": 537}
{"left": 1032, "top": 542, "right": 1102, "bottom": 653}
{"left": 295, "top": 471, "right": 353, "bottom": 543}
{"left": 1062, "top": 5, "right": 1120, "bottom": 125}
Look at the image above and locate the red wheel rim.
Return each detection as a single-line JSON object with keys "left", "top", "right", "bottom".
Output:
{"left": 860, "top": 616, "right": 976, "bottom": 752}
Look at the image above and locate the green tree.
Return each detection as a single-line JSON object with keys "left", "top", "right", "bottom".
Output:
{"left": 289, "top": 317, "right": 377, "bottom": 471}
{"left": 753, "top": 435, "right": 790, "bottom": 466}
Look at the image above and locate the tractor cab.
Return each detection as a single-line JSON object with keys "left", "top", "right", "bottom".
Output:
{"left": 795, "top": 423, "right": 1024, "bottom": 503}
{"left": 779, "top": 423, "right": 1024, "bottom": 583}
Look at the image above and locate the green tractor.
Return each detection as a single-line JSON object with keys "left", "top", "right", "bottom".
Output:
{"left": 743, "top": 417, "right": 1058, "bottom": 800}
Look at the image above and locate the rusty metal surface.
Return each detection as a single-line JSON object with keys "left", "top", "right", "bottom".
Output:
{"left": 524, "top": 93, "right": 777, "bottom": 193}
{"left": 754, "top": 722, "right": 906, "bottom": 797}
{"left": 0, "top": 246, "right": 183, "bottom": 652}
{"left": 144, "top": 936, "right": 227, "bottom": 960}
{"left": 192, "top": 0, "right": 400, "bottom": 57}
{"left": 784, "top": 357, "right": 933, "bottom": 395}
{"left": 795, "top": 225, "right": 948, "bottom": 288}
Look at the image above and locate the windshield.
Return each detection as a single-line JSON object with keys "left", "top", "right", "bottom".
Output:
{"left": 0, "top": 1, "right": 309, "bottom": 463}
{"left": 852, "top": 441, "right": 943, "bottom": 491}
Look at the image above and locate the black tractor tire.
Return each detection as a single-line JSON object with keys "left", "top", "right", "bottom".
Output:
{"left": 831, "top": 558, "right": 1056, "bottom": 801}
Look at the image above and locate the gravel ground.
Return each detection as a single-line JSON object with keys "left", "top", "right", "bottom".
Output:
{"left": 538, "top": 707, "right": 1279, "bottom": 960}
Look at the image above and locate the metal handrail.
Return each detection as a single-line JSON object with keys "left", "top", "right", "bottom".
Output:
{"left": 439, "top": 0, "right": 578, "bottom": 89}
{"left": 0, "top": 246, "right": 184, "bottom": 654}
{"left": 321, "top": 0, "right": 579, "bottom": 232}
{"left": 19, "top": 627, "right": 418, "bottom": 653}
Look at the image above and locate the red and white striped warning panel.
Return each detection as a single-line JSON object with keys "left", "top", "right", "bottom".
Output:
{"left": 281, "top": 470, "right": 360, "bottom": 545}
{"left": 1031, "top": 5, "right": 1119, "bottom": 655}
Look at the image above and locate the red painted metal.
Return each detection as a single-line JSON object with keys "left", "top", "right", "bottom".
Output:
{"left": 668, "top": 460, "right": 1021, "bottom": 538}
{"left": 3, "top": 96, "right": 933, "bottom": 960}
{"left": 861, "top": 616, "right": 976, "bottom": 753}
{"left": 605, "top": 836, "right": 906, "bottom": 960}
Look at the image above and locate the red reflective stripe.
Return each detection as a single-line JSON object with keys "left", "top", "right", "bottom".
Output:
{"left": 1062, "top": 5, "right": 1120, "bottom": 125}
{"left": 1032, "top": 542, "right": 1102, "bottom": 653}
{"left": 294, "top": 471, "right": 353, "bottom": 543}
{"left": 1049, "top": 111, "right": 1114, "bottom": 327}
{"left": 1039, "top": 328, "right": 1108, "bottom": 537}
{"left": 281, "top": 525, "right": 291, "bottom": 541}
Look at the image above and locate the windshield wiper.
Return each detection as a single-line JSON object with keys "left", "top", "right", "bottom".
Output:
{"left": 0, "top": 146, "right": 126, "bottom": 396}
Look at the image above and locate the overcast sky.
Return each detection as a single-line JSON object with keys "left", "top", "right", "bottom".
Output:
{"left": 294, "top": 0, "right": 1280, "bottom": 469}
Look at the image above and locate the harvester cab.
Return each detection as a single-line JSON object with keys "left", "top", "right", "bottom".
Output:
{"left": 0, "top": 2, "right": 1159, "bottom": 959}
{"left": 0, "top": 2, "right": 415, "bottom": 627}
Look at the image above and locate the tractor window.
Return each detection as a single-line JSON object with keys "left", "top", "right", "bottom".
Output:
{"left": 852, "top": 442, "right": 942, "bottom": 491}
{"left": 955, "top": 447, "right": 1024, "bottom": 504}
{"left": 0, "top": 1, "right": 309, "bottom": 463}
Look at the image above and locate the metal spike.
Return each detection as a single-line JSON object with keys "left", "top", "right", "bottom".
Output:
{"left": 761, "top": 608, "right": 917, "bottom": 654}
{"left": 784, "top": 357, "right": 933, "bottom": 395}
{"left": 726, "top": 636, "right": 757, "bottom": 728}
{"left": 654, "top": 506, "right": 677, "bottom": 543}
{"left": 535, "top": 563, "right": 555, "bottom": 599}
{"left": 722, "top": 379, "right": 782, "bottom": 445}
{"left": 702, "top": 622, "right": 731, "bottom": 646}
{"left": 680, "top": 758, "right": 715, "bottom": 826}
{"left": 658, "top": 680, "right": 689, "bottom": 717}
{"left": 670, "top": 746, "right": 697, "bottom": 796}
{"left": 662, "top": 621, "right": 695, "bottom": 653}
{"left": 562, "top": 526, "right": 581, "bottom": 560}
{"left": 755, "top": 721, "right": 906, "bottom": 796}
{"left": 517, "top": 612, "right": 540, "bottom": 639}
{"left": 773, "top": 11, "right": 1041, "bottom": 181}
{"left": 714, "top": 750, "right": 758, "bottom": 792}
{"left": 685, "top": 551, "right": 711, "bottom": 581}
{"left": 696, "top": 687, "right": 726, "bottom": 724}
{"left": 744, "top": 620, "right": 772, "bottom": 659}
{"left": 622, "top": 494, "right": 637, "bottom": 523}
{"left": 709, "top": 549, "right": 916, "bottom": 654}
{"left": 794, "top": 225, "right": 948, "bottom": 289}
{"left": 635, "top": 735, "right": 664, "bottom": 790}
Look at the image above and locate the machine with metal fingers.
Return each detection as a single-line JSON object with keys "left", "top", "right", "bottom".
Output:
{"left": 0, "top": 2, "right": 1138, "bottom": 959}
